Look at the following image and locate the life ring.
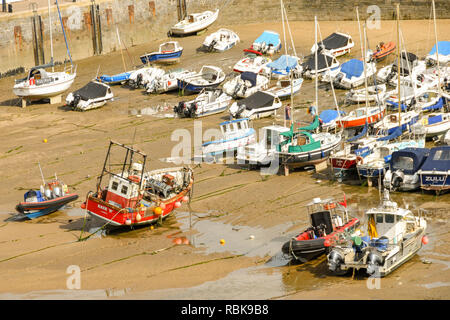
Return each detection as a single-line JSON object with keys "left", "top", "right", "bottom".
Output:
{"left": 324, "top": 203, "right": 336, "bottom": 210}
{"left": 128, "top": 175, "right": 141, "bottom": 183}
{"left": 356, "top": 156, "right": 364, "bottom": 164}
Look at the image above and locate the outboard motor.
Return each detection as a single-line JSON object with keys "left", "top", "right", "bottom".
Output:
{"left": 71, "top": 94, "right": 81, "bottom": 109}
{"left": 174, "top": 101, "right": 185, "bottom": 116}
{"left": 235, "top": 104, "right": 246, "bottom": 118}
{"left": 334, "top": 73, "right": 344, "bottom": 86}
{"left": 366, "top": 251, "right": 383, "bottom": 275}
{"left": 208, "top": 40, "right": 217, "bottom": 52}
{"left": 328, "top": 249, "right": 344, "bottom": 272}
{"left": 187, "top": 103, "right": 197, "bottom": 118}
{"left": 391, "top": 170, "right": 404, "bottom": 191}
{"left": 386, "top": 71, "right": 395, "bottom": 83}
{"left": 136, "top": 73, "right": 144, "bottom": 89}
{"left": 233, "top": 83, "right": 242, "bottom": 98}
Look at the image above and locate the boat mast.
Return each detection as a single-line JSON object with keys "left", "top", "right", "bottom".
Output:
{"left": 363, "top": 24, "right": 369, "bottom": 137}
{"left": 281, "top": 0, "right": 295, "bottom": 127}
{"left": 47, "top": 0, "right": 54, "bottom": 71}
{"left": 432, "top": 0, "right": 442, "bottom": 95}
{"left": 396, "top": 4, "right": 401, "bottom": 136}
{"left": 314, "top": 16, "right": 318, "bottom": 116}
{"left": 356, "top": 7, "right": 369, "bottom": 135}
{"left": 55, "top": 0, "right": 73, "bottom": 67}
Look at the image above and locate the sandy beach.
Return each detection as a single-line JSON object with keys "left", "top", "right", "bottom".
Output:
{"left": 0, "top": 19, "right": 449, "bottom": 300}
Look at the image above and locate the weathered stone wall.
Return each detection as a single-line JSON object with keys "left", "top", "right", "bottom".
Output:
{"left": 0, "top": 0, "right": 449, "bottom": 75}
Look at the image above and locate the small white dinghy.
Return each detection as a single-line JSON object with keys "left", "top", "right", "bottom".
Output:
{"left": 346, "top": 84, "right": 386, "bottom": 104}
{"left": 146, "top": 69, "right": 196, "bottom": 94}
{"left": 66, "top": 80, "right": 113, "bottom": 111}
{"left": 170, "top": 9, "right": 219, "bottom": 36}
{"left": 202, "top": 118, "right": 256, "bottom": 159}
{"left": 233, "top": 51, "right": 272, "bottom": 75}
{"left": 265, "top": 78, "right": 304, "bottom": 99}
{"left": 203, "top": 28, "right": 240, "bottom": 52}
{"left": 173, "top": 88, "right": 232, "bottom": 118}
{"left": 229, "top": 91, "right": 282, "bottom": 120}
{"left": 222, "top": 72, "right": 269, "bottom": 98}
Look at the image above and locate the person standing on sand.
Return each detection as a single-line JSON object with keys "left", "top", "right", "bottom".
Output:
{"left": 284, "top": 104, "right": 292, "bottom": 127}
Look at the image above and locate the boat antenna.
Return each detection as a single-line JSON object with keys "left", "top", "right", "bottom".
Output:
{"left": 356, "top": 7, "right": 368, "bottom": 136}
{"left": 116, "top": 27, "right": 127, "bottom": 73}
{"left": 363, "top": 23, "right": 369, "bottom": 137}
{"left": 55, "top": 0, "right": 73, "bottom": 67}
{"left": 38, "top": 161, "right": 46, "bottom": 185}
{"left": 47, "top": 0, "right": 54, "bottom": 71}
{"left": 396, "top": 4, "right": 402, "bottom": 140}
{"left": 432, "top": 0, "right": 442, "bottom": 95}
{"left": 314, "top": 16, "right": 318, "bottom": 119}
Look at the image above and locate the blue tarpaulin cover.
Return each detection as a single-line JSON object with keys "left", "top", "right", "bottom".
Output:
{"left": 390, "top": 147, "right": 430, "bottom": 175}
{"left": 377, "top": 127, "right": 402, "bottom": 141}
{"left": 254, "top": 31, "right": 281, "bottom": 47}
{"left": 340, "top": 59, "right": 364, "bottom": 79}
{"left": 267, "top": 55, "right": 298, "bottom": 72}
{"left": 347, "top": 122, "right": 368, "bottom": 142}
{"left": 428, "top": 41, "right": 450, "bottom": 56}
{"left": 420, "top": 146, "right": 450, "bottom": 172}
{"left": 422, "top": 97, "right": 445, "bottom": 111}
{"left": 319, "top": 109, "right": 345, "bottom": 124}
{"left": 386, "top": 100, "right": 408, "bottom": 112}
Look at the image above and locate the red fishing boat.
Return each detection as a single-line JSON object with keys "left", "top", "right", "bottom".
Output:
{"left": 337, "top": 105, "right": 385, "bottom": 129}
{"left": 282, "top": 195, "right": 360, "bottom": 262}
{"left": 82, "top": 141, "right": 194, "bottom": 227}
{"left": 371, "top": 41, "right": 396, "bottom": 62}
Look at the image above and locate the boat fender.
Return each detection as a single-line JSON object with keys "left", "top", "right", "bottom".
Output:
{"left": 367, "top": 252, "right": 383, "bottom": 275}
{"left": 128, "top": 175, "right": 141, "bottom": 183}
{"left": 328, "top": 250, "right": 344, "bottom": 272}
{"left": 356, "top": 156, "right": 364, "bottom": 165}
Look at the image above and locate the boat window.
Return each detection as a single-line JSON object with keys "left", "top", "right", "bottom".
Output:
{"left": 433, "top": 149, "right": 450, "bottom": 161}
{"left": 385, "top": 214, "right": 395, "bottom": 223}
{"left": 355, "top": 109, "right": 365, "bottom": 117}
{"left": 236, "top": 122, "right": 241, "bottom": 130}
{"left": 111, "top": 181, "right": 119, "bottom": 191}
{"left": 392, "top": 156, "right": 414, "bottom": 171}
{"left": 121, "top": 185, "right": 128, "bottom": 195}
{"left": 376, "top": 214, "right": 383, "bottom": 223}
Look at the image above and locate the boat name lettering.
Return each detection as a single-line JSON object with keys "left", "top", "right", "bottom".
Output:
{"left": 425, "top": 176, "right": 445, "bottom": 183}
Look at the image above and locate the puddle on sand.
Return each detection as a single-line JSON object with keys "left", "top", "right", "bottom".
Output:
{"left": 175, "top": 211, "right": 293, "bottom": 257}
{"left": 422, "top": 282, "right": 450, "bottom": 289}
{"left": 128, "top": 106, "right": 174, "bottom": 118}
{"left": 0, "top": 288, "right": 130, "bottom": 300}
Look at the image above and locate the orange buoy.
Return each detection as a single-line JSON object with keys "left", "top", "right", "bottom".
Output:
{"left": 43, "top": 139, "right": 48, "bottom": 143}
{"left": 182, "top": 196, "right": 189, "bottom": 202}
{"left": 80, "top": 202, "right": 86, "bottom": 209}
{"left": 154, "top": 207, "right": 163, "bottom": 215}
{"left": 422, "top": 235, "right": 429, "bottom": 245}
{"left": 182, "top": 238, "right": 190, "bottom": 245}
{"left": 220, "top": 239, "right": 225, "bottom": 245}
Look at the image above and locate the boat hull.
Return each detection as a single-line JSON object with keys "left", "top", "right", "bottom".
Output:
{"left": 13, "top": 74, "right": 76, "bottom": 99}
{"left": 140, "top": 49, "right": 183, "bottom": 64}
{"left": 15, "top": 193, "right": 79, "bottom": 219}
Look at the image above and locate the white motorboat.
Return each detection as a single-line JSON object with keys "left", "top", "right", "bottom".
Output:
{"left": 333, "top": 59, "right": 377, "bottom": 90}
{"left": 302, "top": 52, "right": 340, "bottom": 79}
{"left": 233, "top": 51, "right": 272, "bottom": 75}
{"left": 236, "top": 125, "right": 291, "bottom": 166}
{"left": 66, "top": 80, "right": 113, "bottom": 111}
{"left": 346, "top": 84, "right": 386, "bottom": 104}
{"left": 146, "top": 69, "right": 196, "bottom": 94}
{"left": 202, "top": 118, "right": 256, "bottom": 159}
{"left": 426, "top": 41, "right": 450, "bottom": 65}
{"left": 374, "top": 110, "right": 420, "bottom": 136}
{"left": 177, "top": 65, "right": 226, "bottom": 94}
{"left": 169, "top": 9, "right": 219, "bottom": 36}
{"left": 13, "top": 66, "right": 76, "bottom": 100}
{"left": 128, "top": 66, "right": 165, "bottom": 89}
{"left": 222, "top": 72, "right": 269, "bottom": 98}
{"left": 265, "top": 78, "right": 303, "bottom": 99}
{"left": 173, "top": 88, "right": 232, "bottom": 118}
{"left": 229, "top": 91, "right": 282, "bottom": 119}
{"left": 412, "top": 112, "right": 450, "bottom": 139}
{"left": 202, "top": 28, "right": 239, "bottom": 52}
{"left": 328, "top": 189, "right": 427, "bottom": 277}
{"left": 311, "top": 32, "right": 354, "bottom": 57}
{"left": 140, "top": 41, "right": 183, "bottom": 64}
{"left": 266, "top": 55, "right": 303, "bottom": 79}
{"left": 250, "top": 30, "right": 282, "bottom": 55}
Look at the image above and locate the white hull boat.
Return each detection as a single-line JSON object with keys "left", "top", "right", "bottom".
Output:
{"left": 412, "top": 112, "right": 450, "bottom": 138}
{"left": 128, "top": 67, "right": 165, "bottom": 89}
{"left": 311, "top": 32, "right": 354, "bottom": 57}
{"left": 222, "top": 72, "right": 269, "bottom": 98}
{"left": 66, "top": 81, "right": 113, "bottom": 111}
{"left": 170, "top": 9, "right": 219, "bottom": 35}
{"left": 266, "top": 78, "right": 303, "bottom": 99}
{"left": 146, "top": 69, "right": 196, "bottom": 94}
{"left": 233, "top": 51, "right": 272, "bottom": 75}
{"left": 333, "top": 60, "right": 377, "bottom": 90}
{"left": 202, "top": 118, "right": 256, "bottom": 159}
{"left": 374, "top": 110, "right": 420, "bottom": 136}
{"left": 346, "top": 84, "right": 386, "bottom": 103}
{"left": 177, "top": 65, "right": 226, "bottom": 94}
{"left": 174, "top": 88, "right": 232, "bottom": 118}
{"left": 13, "top": 67, "right": 76, "bottom": 100}
{"left": 302, "top": 52, "right": 340, "bottom": 79}
{"left": 203, "top": 28, "right": 239, "bottom": 52}
{"left": 229, "top": 91, "right": 282, "bottom": 120}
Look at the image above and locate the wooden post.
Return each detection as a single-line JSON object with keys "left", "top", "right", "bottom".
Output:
{"left": 284, "top": 164, "right": 289, "bottom": 176}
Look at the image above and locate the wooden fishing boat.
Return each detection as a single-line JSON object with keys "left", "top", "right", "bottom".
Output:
{"left": 83, "top": 141, "right": 194, "bottom": 227}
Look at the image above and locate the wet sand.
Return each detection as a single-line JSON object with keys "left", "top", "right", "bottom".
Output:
{"left": 0, "top": 20, "right": 449, "bottom": 299}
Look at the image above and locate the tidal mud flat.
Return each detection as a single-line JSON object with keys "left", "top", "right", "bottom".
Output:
{"left": 0, "top": 20, "right": 449, "bottom": 299}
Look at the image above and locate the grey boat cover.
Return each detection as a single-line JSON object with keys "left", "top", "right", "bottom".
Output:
{"left": 240, "top": 72, "right": 257, "bottom": 87}
{"left": 317, "top": 33, "right": 350, "bottom": 50}
{"left": 302, "top": 53, "right": 335, "bottom": 71}
{"left": 391, "top": 52, "right": 418, "bottom": 75}
{"left": 73, "top": 81, "right": 109, "bottom": 100}
{"left": 237, "top": 91, "right": 275, "bottom": 110}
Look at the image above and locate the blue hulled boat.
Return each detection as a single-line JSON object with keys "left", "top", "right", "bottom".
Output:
{"left": 418, "top": 146, "right": 450, "bottom": 194}
{"left": 140, "top": 41, "right": 183, "bottom": 64}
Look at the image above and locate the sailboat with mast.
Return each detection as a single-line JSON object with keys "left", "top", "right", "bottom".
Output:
{"left": 13, "top": 0, "right": 76, "bottom": 105}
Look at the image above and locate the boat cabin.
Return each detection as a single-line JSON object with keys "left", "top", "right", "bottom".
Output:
{"left": 104, "top": 162, "right": 146, "bottom": 209}
{"left": 219, "top": 118, "right": 251, "bottom": 137}
{"left": 389, "top": 148, "right": 430, "bottom": 174}
{"left": 259, "top": 125, "right": 290, "bottom": 151}
{"left": 159, "top": 41, "right": 180, "bottom": 53}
